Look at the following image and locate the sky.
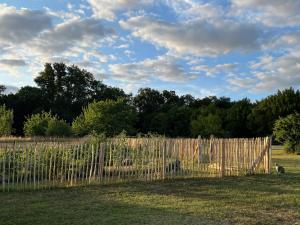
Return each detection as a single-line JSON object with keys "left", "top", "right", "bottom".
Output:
{"left": 0, "top": 0, "right": 300, "bottom": 100}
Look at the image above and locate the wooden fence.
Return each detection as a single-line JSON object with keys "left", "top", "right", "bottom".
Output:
{"left": 0, "top": 137, "right": 271, "bottom": 191}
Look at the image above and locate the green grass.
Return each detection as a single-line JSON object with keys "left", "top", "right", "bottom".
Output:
{"left": 1, "top": 147, "right": 299, "bottom": 225}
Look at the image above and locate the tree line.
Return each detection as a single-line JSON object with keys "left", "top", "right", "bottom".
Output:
{"left": 1, "top": 63, "right": 300, "bottom": 144}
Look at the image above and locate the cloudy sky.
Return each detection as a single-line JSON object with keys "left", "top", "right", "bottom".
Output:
{"left": 0, "top": 0, "right": 300, "bottom": 100}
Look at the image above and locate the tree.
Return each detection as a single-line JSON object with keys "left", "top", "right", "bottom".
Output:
{"left": 162, "top": 90, "right": 180, "bottom": 107}
{"left": 191, "top": 114, "right": 224, "bottom": 138}
{"left": 24, "top": 112, "right": 71, "bottom": 137}
{"left": 0, "top": 85, "right": 5, "bottom": 95}
{"left": 134, "top": 88, "right": 164, "bottom": 114}
{"left": 166, "top": 106, "right": 191, "bottom": 137}
{"left": 34, "top": 63, "right": 56, "bottom": 105}
{"left": 134, "top": 88, "right": 165, "bottom": 133}
{"left": 92, "top": 84, "right": 129, "bottom": 101}
{"left": 179, "top": 94, "right": 195, "bottom": 107}
{"left": 0, "top": 86, "right": 45, "bottom": 135}
{"left": 72, "top": 99, "right": 137, "bottom": 137}
{"left": 149, "top": 112, "right": 168, "bottom": 135}
{"left": 0, "top": 105, "right": 13, "bottom": 136}
{"left": 35, "top": 63, "right": 101, "bottom": 121}
{"left": 34, "top": 63, "right": 130, "bottom": 123}
{"left": 226, "top": 98, "right": 253, "bottom": 137}
{"left": 248, "top": 88, "right": 300, "bottom": 136}
{"left": 273, "top": 113, "right": 300, "bottom": 154}
{"left": 150, "top": 106, "right": 191, "bottom": 137}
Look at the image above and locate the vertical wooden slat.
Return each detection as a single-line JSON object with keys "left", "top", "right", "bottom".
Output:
{"left": 162, "top": 139, "right": 166, "bottom": 180}
{"left": 7, "top": 146, "right": 11, "bottom": 192}
{"left": 268, "top": 136, "right": 272, "bottom": 174}
{"left": 12, "top": 143, "right": 16, "bottom": 190}
{"left": 52, "top": 145, "right": 57, "bottom": 188}
{"left": 74, "top": 144, "right": 79, "bottom": 185}
{"left": 60, "top": 145, "right": 65, "bottom": 184}
{"left": 98, "top": 143, "right": 103, "bottom": 182}
{"left": 92, "top": 143, "right": 99, "bottom": 182}
{"left": 220, "top": 139, "right": 223, "bottom": 177}
{"left": 88, "top": 144, "right": 94, "bottom": 184}
{"left": 33, "top": 146, "right": 36, "bottom": 190}
{"left": 2, "top": 146, "right": 6, "bottom": 192}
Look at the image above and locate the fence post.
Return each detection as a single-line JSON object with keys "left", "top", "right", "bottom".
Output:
{"left": 98, "top": 143, "right": 105, "bottom": 182}
{"left": 209, "top": 135, "right": 214, "bottom": 163}
{"left": 162, "top": 139, "right": 166, "bottom": 180}
{"left": 198, "top": 136, "right": 202, "bottom": 165}
{"left": 2, "top": 148, "right": 6, "bottom": 192}
{"left": 221, "top": 139, "right": 225, "bottom": 177}
{"left": 267, "top": 136, "right": 272, "bottom": 174}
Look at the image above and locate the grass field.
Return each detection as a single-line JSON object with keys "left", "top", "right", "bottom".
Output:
{"left": 0, "top": 147, "right": 299, "bottom": 225}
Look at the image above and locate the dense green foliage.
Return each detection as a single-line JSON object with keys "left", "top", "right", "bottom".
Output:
{"left": 0, "top": 63, "right": 127, "bottom": 135}
{"left": 24, "top": 112, "right": 71, "bottom": 137}
{"left": 191, "top": 114, "right": 224, "bottom": 138}
{"left": 72, "top": 99, "right": 137, "bottom": 136}
{"left": 1, "top": 63, "right": 300, "bottom": 137}
{"left": 273, "top": 113, "right": 300, "bottom": 153}
{"left": 0, "top": 105, "right": 13, "bottom": 136}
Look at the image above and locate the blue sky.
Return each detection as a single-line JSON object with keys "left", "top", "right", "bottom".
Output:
{"left": 0, "top": 0, "right": 300, "bottom": 100}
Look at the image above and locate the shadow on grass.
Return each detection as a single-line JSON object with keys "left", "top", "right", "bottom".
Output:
{"left": 0, "top": 174, "right": 299, "bottom": 225}
{"left": 95, "top": 172, "right": 300, "bottom": 197}
{"left": 0, "top": 185, "right": 227, "bottom": 225}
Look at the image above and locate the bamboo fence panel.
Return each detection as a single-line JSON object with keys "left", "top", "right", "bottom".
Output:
{"left": 0, "top": 137, "right": 271, "bottom": 191}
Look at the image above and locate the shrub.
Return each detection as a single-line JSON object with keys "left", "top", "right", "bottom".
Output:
{"left": 0, "top": 105, "right": 14, "bottom": 136}
{"left": 72, "top": 114, "right": 89, "bottom": 136}
{"left": 24, "top": 112, "right": 71, "bottom": 137}
{"left": 72, "top": 99, "right": 137, "bottom": 137}
{"left": 46, "top": 118, "right": 72, "bottom": 137}
{"left": 24, "top": 112, "right": 51, "bottom": 136}
{"left": 273, "top": 113, "right": 300, "bottom": 154}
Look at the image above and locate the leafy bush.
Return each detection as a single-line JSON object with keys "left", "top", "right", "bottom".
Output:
{"left": 46, "top": 118, "right": 72, "bottom": 137}
{"left": 0, "top": 105, "right": 14, "bottom": 136}
{"left": 72, "top": 99, "right": 137, "bottom": 137}
{"left": 24, "top": 112, "right": 71, "bottom": 137}
{"left": 273, "top": 113, "right": 300, "bottom": 154}
{"left": 72, "top": 114, "right": 89, "bottom": 136}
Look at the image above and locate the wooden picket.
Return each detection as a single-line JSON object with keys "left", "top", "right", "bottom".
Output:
{"left": 0, "top": 137, "right": 271, "bottom": 191}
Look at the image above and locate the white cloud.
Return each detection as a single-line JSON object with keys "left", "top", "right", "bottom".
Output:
{"left": 0, "top": 4, "right": 52, "bottom": 44}
{"left": 231, "top": 0, "right": 300, "bottom": 27}
{"left": 32, "top": 18, "right": 115, "bottom": 54}
{"left": 0, "top": 5, "right": 117, "bottom": 85}
{"left": 87, "top": 0, "right": 152, "bottom": 21}
{"left": 0, "top": 59, "right": 26, "bottom": 67}
{"left": 120, "top": 16, "right": 261, "bottom": 57}
{"left": 192, "top": 63, "right": 238, "bottom": 77}
{"left": 228, "top": 52, "right": 300, "bottom": 92}
{"left": 109, "top": 55, "right": 197, "bottom": 83}
{"left": 265, "top": 32, "right": 300, "bottom": 51}
{"left": 227, "top": 77, "right": 257, "bottom": 90}
{"left": 165, "top": 0, "right": 224, "bottom": 22}
{"left": 115, "top": 44, "right": 129, "bottom": 49}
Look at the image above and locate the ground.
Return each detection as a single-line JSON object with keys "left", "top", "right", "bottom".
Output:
{"left": 0, "top": 148, "right": 299, "bottom": 225}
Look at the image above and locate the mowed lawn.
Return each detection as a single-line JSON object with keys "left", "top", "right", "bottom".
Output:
{"left": 0, "top": 148, "right": 299, "bottom": 225}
